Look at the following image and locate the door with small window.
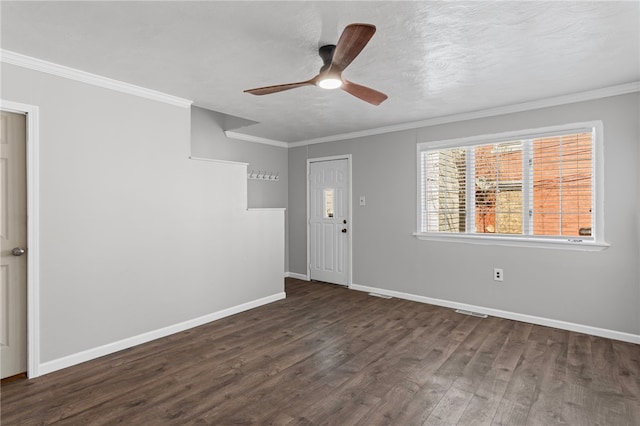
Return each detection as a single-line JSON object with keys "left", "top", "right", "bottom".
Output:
{"left": 309, "top": 159, "right": 349, "bottom": 285}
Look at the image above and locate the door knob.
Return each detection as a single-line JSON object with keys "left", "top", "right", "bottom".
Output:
{"left": 341, "top": 229, "right": 347, "bottom": 233}
{"left": 11, "top": 247, "right": 25, "bottom": 256}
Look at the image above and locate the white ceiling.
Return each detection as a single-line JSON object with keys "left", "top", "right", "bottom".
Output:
{"left": 2, "top": 1, "right": 639, "bottom": 144}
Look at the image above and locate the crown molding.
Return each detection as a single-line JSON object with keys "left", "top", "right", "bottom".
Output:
{"left": 7, "top": 47, "right": 632, "bottom": 144}
{"left": 224, "top": 131, "right": 288, "bottom": 148}
{"left": 1, "top": 50, "right": 193, "bottom": 108}
{"left": 287, "top": 81, "right": 640, "bottom": 147}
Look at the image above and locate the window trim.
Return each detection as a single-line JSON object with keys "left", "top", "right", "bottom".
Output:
{"left": 415, "top": 121, "right": 609, "bottom": 251}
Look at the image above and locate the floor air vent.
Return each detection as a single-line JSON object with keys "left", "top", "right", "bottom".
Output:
{"left": 368, "top": 292, "right": 392, "bottom": 299}
{"left": 455, "top": 309, "right": 488, "bottom": 318}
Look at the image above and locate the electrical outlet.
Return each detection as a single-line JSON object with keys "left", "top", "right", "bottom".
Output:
{"left": 359, "top": 196, "right": 366, "bottom": 206}
{"left": 494, "top": 268, "right": 504, "bottom": 282}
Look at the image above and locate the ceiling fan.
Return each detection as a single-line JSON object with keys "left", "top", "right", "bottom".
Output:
{"left": 244, "top": 23, "right": 387, "bottom": 106}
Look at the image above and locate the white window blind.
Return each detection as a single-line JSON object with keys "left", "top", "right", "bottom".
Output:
{"left": 474, "top": 141, "right": 523, "bottom": 235}
{"left": 532, "top": 133, "right": 593, "bottom": 238}
{"left": 417, "top": 123, "right": 603, "bottom": 248}
{"left": 421, "top": 148, "right": 467, "bottom": 233}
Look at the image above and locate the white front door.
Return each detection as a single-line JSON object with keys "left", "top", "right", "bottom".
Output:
{"left": 0, "top": 111, "right": 28, "bottom": 379}
{"left": 309, "top": 158, "right": 349, "bottom": 285}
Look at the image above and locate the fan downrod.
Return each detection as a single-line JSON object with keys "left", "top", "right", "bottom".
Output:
{"left": 318, "top": 45, "right": 336, "bottom": 72}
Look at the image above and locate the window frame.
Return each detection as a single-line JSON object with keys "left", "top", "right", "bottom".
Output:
{"left": 414, "top": 121, "right": 609, "bottom": 251}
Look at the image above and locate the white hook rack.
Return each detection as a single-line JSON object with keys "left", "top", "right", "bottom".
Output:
{"left": 248, "top": 170, "right": 280, "bottom": 181}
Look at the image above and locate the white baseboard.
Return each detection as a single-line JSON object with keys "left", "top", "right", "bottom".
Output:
{"left": 285, "top": 271, "right": 309, "bottom": 280}
{"left": 350, "top": 283, "right": 640, "bottom": 345}
{"left": 37, "top": 292, "right": 286, "bottom": 377}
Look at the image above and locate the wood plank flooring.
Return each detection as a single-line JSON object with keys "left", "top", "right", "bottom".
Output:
{"left": 2, "top": 278, "right": 639, "bottom": 425}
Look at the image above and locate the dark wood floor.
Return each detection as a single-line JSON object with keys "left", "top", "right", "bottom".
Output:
{"left": 2, "top": 278, "right": 639, "bottom": 425}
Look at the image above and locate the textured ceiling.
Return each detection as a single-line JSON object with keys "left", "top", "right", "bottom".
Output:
{"left": 1, "top": 1, "right": 639, "bottom": 143}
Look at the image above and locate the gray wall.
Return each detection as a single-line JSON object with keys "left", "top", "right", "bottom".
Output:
{"left": 2, "top": 63, "right": 284, "bottom": 365}
{"left": 289, "top": 93, "right": 640, "bottom": 335}
{"left": 191, "top": 106, "right": 287, "bottom": 209}
{"left": 191, "top": 106, "right": 288, "bottom": 271}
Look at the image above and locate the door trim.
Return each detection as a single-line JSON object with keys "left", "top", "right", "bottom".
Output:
{"left": 1, "top": 100, "right": 40, "bottom": 378}
{"left": 306, "top": 155, "right": 352, "bottom": 286}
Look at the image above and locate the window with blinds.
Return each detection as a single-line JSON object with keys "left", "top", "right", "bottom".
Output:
{"left": 421, "top": 148, "right": 467, "bottom": 233}
{"left": 418, "top": 124, "right": 600, "bottom": 246}
{"left": 532, "top": 133, "right": 593, "bottom": 237}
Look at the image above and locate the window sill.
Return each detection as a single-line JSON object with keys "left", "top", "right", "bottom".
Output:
{"left": 413, "top": 232, "right": 610, "bottom": 251}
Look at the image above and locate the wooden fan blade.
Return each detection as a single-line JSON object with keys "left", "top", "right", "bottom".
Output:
{"left": 244, "top": 77, "right": 317, "bottom": 96}
{"left": 341, "top": 80, "right": 387, "bottom": 105}
{"left": 329, "top": 23, "right": 376, "bottom": 73}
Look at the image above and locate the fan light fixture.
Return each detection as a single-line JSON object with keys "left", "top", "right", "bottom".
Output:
{"left": 318, "top": 78, "right": 343, "bottom": 90}
{"left": 244, "top": 24, "right": 388, "bottom": 105}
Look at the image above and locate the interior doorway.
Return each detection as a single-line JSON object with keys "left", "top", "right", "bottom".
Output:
{"left": 1, "top": 111, "right": 27, "bottom": 379}
{"left": 1, "top": 100, "right": 40, "bottom": 379}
